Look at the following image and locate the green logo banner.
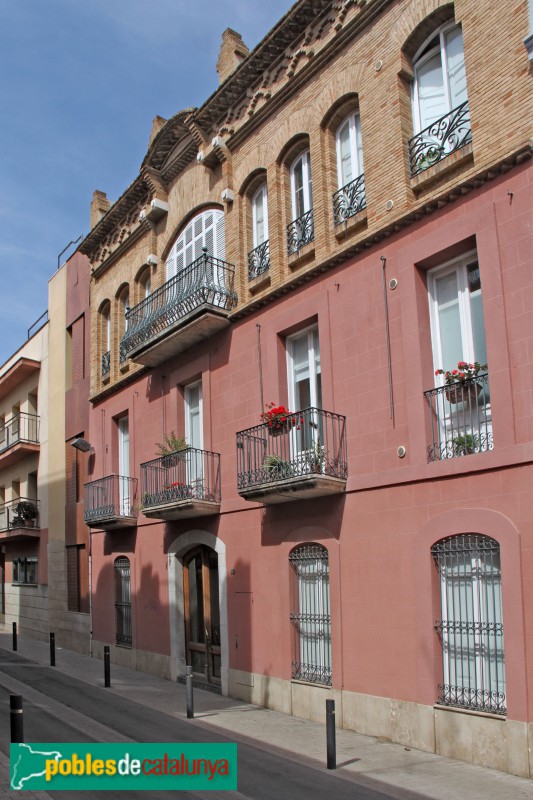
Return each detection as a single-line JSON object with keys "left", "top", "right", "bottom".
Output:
{"left": 10, "top": 743, "right": 237, "bottom": 791}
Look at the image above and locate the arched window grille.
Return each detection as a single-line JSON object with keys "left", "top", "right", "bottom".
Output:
{"left": 114, "top": 556, "right": 132, "bottom": 648}
{"left": 432, "top": 534, "right": 506, "bottom": 714}
{"left": 289, "top": 544, "right": 331, "bottom": 686}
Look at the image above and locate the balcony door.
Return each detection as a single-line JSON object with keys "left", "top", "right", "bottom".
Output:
{"left": 166, "top": 210, "right": 226, "bottom": 307}
{"left": 287, "top": 327, "right": 322, "bottom": 465}
{"left": 428, "top": 254, "right": 490, "bottom": 448}
{"left": 118, "top": 416, "right": 130, "bottom": 515}
{"left": 184, "top": 382, "right": 203, "bottom": 496}
{"left": 183, "top": 546, "right": 221, "bottom": 686}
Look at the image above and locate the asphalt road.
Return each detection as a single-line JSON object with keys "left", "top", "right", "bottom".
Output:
{"left": 0, "top": 650, "right": 396, "bottom": 800}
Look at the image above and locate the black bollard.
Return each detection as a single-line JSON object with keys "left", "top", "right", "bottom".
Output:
{"left": 326, "top": 699, "right": 336, "bottom": 770}
{"left": 49, "top": 632, "right": 56, "bottom": 667}
{"left": 186, "top": 665, "right": 194, "bottom": 719}
{"left": 12, "top": 622, "right": 17, "bottom": 651}
{"left": 10, "top": 695, "right": 24, "bottom": 743}
{"left": 104, "top": 646, "right": 111, "bottom": 688}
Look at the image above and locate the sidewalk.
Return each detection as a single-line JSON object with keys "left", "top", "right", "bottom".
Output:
{"left": 0, "top": 633, "right": 531, "bottom": 799}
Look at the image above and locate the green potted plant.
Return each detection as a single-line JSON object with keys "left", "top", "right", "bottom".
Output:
{"left": 306, "top": 443, "right": 325, "bottom": 474}
{"left": 262, "top": 454, "right": 293, "bottom": 480}
{"left": 14, "top": 500, "right": 38, "bottom": 527}
{"left": 156, "top": 431, "right": 188, "bottom": 467}
{"left": 453, "top": 433, "right": 479, "bottom": 456}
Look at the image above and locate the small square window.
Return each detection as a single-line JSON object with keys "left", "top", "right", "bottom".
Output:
{"left": 12, "top": 557, "right": 38, "bottom": 585}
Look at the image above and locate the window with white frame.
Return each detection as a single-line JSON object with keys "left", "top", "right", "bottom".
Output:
{"left": 428, "top": 253, "right": 487, "bottom": 375}
{"left": 252, "top": 184, "right": 268, "bottom": 248}
{"left": 336, "top": 113, "right": 364, "bottom": 189}
{"left": 333, "top": 113, "right": 366, "bottom": 224}
{"left": 427, "top": 253, "right": 491, "bottom": 459}
{"left": 287, "top": 326, "right": 322, "bottom": 412}
{"left": 166, "top": 209, "right": 225, "bottom": 280}
{"left": 184, "top": 381, "right": 204, "bottom": 495}
{"left": 432, "top": 534, "right": 506, "bottom": 714}
{"left": 410, "top": 22, "right": 471, "bottom": 174}
{"left": 287, "top": 150, "right": 314, "bottom": 254}
{"left": 13, "top": 556, "right": 37, "bottom": 585}
{"left": 290, "top": 151, "right": 313, "bottom": 221}
{"left": 289, "top": 544, "right": 331, "bottom": 686}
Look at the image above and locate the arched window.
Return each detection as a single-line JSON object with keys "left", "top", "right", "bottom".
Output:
{"left": 166, "top": 209, "right": 225, "bottom": 281}
{"left": 333, "top": 113, "right": 365, "bottom": 224}
{"left": 289, "top": 543, "right": 331, "bottom": 685}
{"left": 431, "top": 534, "right": 505, "bottom": 714}
{"left": 248, "top": 183, "right": 270, "bottom": 280}
{"left": 114, "top": 556, "right": 132, "bottom": 647}
{"left": 117, "top": 286, "right": 130, "bottom": 365}
{"left": 288, "top": 151, "right": 314, "bottom": 254}
{"left": 409, "top": 22, "right": 471, "bottom": 175}
{"left": 139, "top": 267, "right": 151, "bottom": 300}
{"left": 100, "top": 302, "right": 111, "bottom": 378}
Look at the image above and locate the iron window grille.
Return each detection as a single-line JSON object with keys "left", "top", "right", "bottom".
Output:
{"left": 424, "top": 373, "right": 492, "bottom": 462}
{"left": 84, "top": 475, "right": 138, "bottom": 524}
{"left": 236, "top": 406, "right": 347, "bottom": 491}
{"left": 432, "top": 534, "right": 506, "bottom": 715}
{"left": 13, "top": 557, "right": 38, "bottom": 585}
{"left": 289, "top": 544, "right": 332, "bottom": 686}
{"left": 286, "top": 209, "right": 314, "bottom": 255}
{"left": 120, "top": 250, "right": 237, "bottom": 359}
{"left": 332, "top": 174, "right": 366, "bottom": 225}
{"left": 140, "top": 447, "right": 221, "bottom": 508}
{"left": 408, "top": 101, "right": 471, "bottom": 177}
{"left": 248, "top": 240, "right": 270, "bottom": 280}
{"left": 114, "top": 556, "right": 132, "bottom": 647}
{"left": 101, "top": 350, "right": 111, "bottom": 377}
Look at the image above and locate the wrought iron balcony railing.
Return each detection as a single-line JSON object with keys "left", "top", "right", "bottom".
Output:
{"left": 424, "top": 373, "right": 492, "bottom": 462}
{"left": 101, "top": 350, "right": 111, "bottom": 377}
{"left": 332, "top": 173, "right": 366, "bottom": 226}
{"left": 0, "top": 413, "right": 40, "bottom": 453}
{"left": 0, "top": 497, "right": 40, "bottom": 531}
{"left": 248, "top": 240, "right": 270, "bottom": 280}
{"left": 287, "top": 209, "right": 314, "bottom": 255}
{"left": 84, "top": 475, "right": 138, "bottom": 526}
{"left": 409, "top": 101, "right": 472, "bottom": 177}
{"left": 120, "top": 250, "right": 237, "bottom": 358}
{"left": 140, "top": 447, "right": 221, "bottom": 510}
{"left": 237, "top": 407, "right": 347, "bottom": 492}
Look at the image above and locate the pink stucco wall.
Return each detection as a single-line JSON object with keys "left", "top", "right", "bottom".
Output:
{"left": 89, "top": 163, "right": 533, "bottom": 721}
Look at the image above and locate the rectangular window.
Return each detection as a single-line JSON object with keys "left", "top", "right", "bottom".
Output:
{"left": 426, "top": 252, "right": 492, "bottom": 460}
{"left": 12, "top": 557, "right": 38, "bottom": 585}
{"left": 185, "top": 382, "right": 204, "bottom": 495}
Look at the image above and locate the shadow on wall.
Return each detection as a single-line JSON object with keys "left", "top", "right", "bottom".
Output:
{"left": 260, "top": 493, "right": 346, "bottom": 546}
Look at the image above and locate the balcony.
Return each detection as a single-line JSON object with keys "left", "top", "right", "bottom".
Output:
{"left": 287, "top": 210, "right": 314, "bottom": 256}
{"left": 141, "top": 448, "right": 220, "bottom": 519}
{"left": 84, "top": 475, "right": 138, "bottom": 530}
{"left": 332, "top": 174, "right": 366, "bottom": 226}
{"left": 237, "top": 407, "right": 347, "bottom": 505}
{"left": 248, "top": 240, "right": 270, "bottom": 281}
{"left": 0, "top": 498, "right": 41, "bottom": 542}
{"left": 120, "top": 250, "right": 237, "bottom": 367}
{"left": 0, "top": 413, "right": 40, "bottom": 469}
{"left": 424, "top": 373, "right": 493, "bottom": 462}
{"left": 408, "top": 101, "right": 472, "bottom": 177}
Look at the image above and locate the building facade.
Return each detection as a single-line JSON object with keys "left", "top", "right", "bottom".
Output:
{"left": 79, "top": 0, "right": 533, "bottom": 777}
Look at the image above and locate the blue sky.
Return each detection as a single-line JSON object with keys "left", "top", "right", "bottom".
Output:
{"left": 0, "top": 0, "right": 292, "bottom": 366}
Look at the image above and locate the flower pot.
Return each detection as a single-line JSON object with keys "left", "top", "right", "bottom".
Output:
{"left": 445, "top": 382, "right": 481, "bottom": 405}
{"left": 267, "top": 419, "right": 293, "bottom": 436}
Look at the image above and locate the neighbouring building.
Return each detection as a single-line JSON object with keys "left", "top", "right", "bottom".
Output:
{"left": 78, "top": 0, "right": 533, "bottom": 778}
{"left": 0, "top": 251, "right": 91, "bottom": 652}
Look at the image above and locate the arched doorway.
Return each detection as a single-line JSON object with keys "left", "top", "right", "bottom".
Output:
{"left": 183, "top": 545, "right": 221, "bottom": 686}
